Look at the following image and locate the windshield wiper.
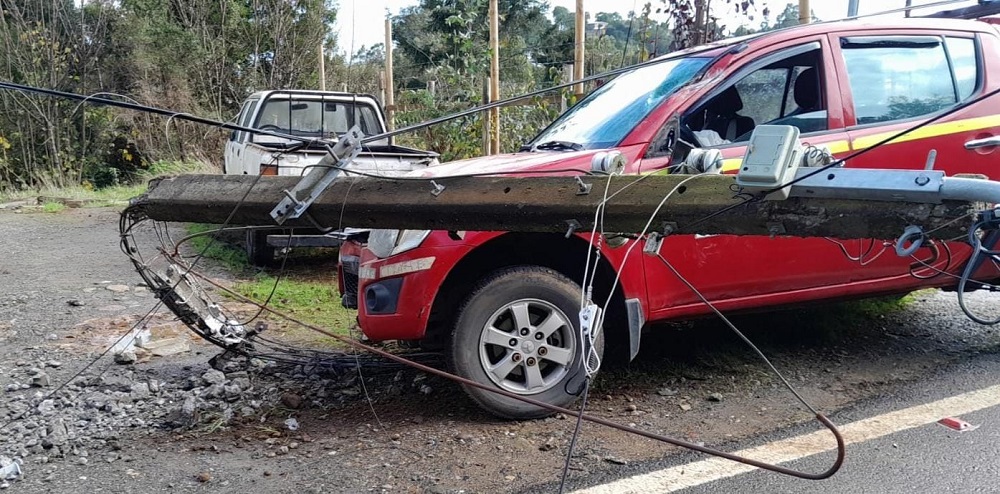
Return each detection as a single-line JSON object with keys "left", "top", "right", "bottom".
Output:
{"left": 529, "top": 140, "right": 584, "bottom": 152}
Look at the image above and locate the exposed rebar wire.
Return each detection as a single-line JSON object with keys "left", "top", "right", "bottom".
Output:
{"left": 179, "top": 266, "right": 845, "bottom": 480}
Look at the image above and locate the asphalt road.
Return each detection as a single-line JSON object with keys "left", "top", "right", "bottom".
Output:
{"left": 563, "top": 345, "right": 1000, "bottom": 494}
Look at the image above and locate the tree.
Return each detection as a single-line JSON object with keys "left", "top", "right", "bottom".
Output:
{"left": 657, "top": 0, "right": 765, "bottom": 50}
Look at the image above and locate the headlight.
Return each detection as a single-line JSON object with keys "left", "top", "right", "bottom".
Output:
{"left": 367, "top": 229, "right": 431, "bottom": 258}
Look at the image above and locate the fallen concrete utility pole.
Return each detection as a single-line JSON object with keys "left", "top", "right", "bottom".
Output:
{"left": 131, "top": 169, "right": 984, "bottom": 240}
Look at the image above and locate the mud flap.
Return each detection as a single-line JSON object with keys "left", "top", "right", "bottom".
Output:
{"left": 626, "top": 298, "right": 644, "bottom": 362}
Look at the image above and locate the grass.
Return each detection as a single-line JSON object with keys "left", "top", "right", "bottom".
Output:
{"left": 182, "top": 223, "right": 356, "bottom": 348}
{"left": 0, "top": 159, "right": 216, "bottom": 206}
{"left": 41, "top": 201, "right": 66, "bottom": 213}
{"left": 235, "top": 274, "right": 356, "bottom": 347}
{"left": 185, "top": 223, "right": 249, "bottom": 271}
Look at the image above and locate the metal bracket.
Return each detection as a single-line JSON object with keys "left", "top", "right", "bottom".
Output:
{"left": 565, "top": 219, "right": 582, "bottom": 238}
{"left": 643, "top": 232, "right": 663, "bottom": 255}
{"left": 575, "top": 176, "right": 592, "bottom": 196}
{"left": 430, "top": 180, "right": 445, "bottom": 197}
{"left": 270, "top": 126, "right": 364, "bottom": 225}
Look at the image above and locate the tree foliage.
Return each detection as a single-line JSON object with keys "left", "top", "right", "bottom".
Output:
{"left": 0, "top": 0, "right": 334, "bottom": 192}
{"left": 0, "top": 0, "right": 766, "bottom": 190}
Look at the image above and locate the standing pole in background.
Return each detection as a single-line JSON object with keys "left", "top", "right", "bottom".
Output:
{"left": 799, "top": 0, "right": 810, "bottom": 24}
{"left": 847, "top": 0, "right": 859, "bottom": 17}
{"left": 384, "top": 17, "right": 395, "bottom": 131}
{"left": 318, "top": 44, "right": 326, "bottom": 91}
{"left": 482, "top": 78, "right": 492, "bottom": 156}
{"left": 574, "top": 0, "right": 585, "bottom": 101}
{"left": 489, "top": 0, "right": 501, "bottom": 155}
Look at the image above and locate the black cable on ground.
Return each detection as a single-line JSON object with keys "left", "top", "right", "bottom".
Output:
{"left": 558, "top": 378, "right": 590, "bottom": 494}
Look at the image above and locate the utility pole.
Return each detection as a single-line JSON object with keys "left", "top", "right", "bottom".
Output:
{"left": 135, "top": 172, "right": 978, "bottom": 241}
{"left": 318, "top": 44, "right": 326, "bottom": 91}
{"left": 799, "top": 0, "right": 810, "bottom": 24}
{"left": 693, "top": 0, "right": 706, "bottom": 45}
{"left": 384, "top": 17, "right": 395, "bottom": 131}
{"left": 482, "top": 77, "right": 492, "bottom": 156}
{"left": 489, "top": 0, "right": 500, "bottom": 155}
{"left": 574, "top": 0, "right": 585, "bottom": 101}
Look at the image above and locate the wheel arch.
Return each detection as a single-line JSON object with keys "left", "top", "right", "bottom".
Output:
{"left": 423, "top": 233, "right": 635, "bottom": 361}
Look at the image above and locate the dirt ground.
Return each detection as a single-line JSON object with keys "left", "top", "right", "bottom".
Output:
{"left": 1, "top": 206, "right": 999, "bottom": 493}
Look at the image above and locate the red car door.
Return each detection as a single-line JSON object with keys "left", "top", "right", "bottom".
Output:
{"left": 836, "top": 28, "right": 1000, "bottom": 179}
{"left": 641, "top": 34, "right": 867, "bottom": 318}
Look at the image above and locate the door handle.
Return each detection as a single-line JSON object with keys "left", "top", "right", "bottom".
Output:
{"left": 965, "top": 136, "right": 1000, "bottom": 150}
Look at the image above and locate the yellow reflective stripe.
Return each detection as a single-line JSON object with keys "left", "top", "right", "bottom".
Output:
{"left": 823, "top": 140, "right": 852, "bottom": 154}
{"left": 719, "top": 139, "right": 852, "bottom": 173}
{"left": 721, "top": 158, "right": 742, "bottom": 172}
{"left": 852, "top": 114, "right": 1000, "bottom": 150}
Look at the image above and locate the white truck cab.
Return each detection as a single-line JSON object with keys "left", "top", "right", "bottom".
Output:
{"left": 224, "top": 90, "right": 439, "bottom": 265}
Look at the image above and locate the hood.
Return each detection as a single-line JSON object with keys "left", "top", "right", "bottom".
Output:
{"left": 407, "top": 146, "right": 646, "bottom": 178}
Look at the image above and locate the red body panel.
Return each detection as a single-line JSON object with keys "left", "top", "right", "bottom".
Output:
{"left": 346, "top": 18, "right": 1000, "bottom": 341}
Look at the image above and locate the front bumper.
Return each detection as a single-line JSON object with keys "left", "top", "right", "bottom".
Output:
{"left": 355, "top": 245, "right": 474, "bottom": 341}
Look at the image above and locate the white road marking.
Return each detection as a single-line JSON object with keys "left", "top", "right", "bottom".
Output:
{"left": 573, "top": 383, "right": 1000, "bottom": 494}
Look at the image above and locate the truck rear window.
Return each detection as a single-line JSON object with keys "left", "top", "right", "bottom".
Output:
{"left": 254, "top": 100, "right": 382, "bottom": 137}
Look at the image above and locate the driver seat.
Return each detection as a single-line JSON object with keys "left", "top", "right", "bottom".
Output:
{"left": 705, "top": 87, "right": 755, "bottom": 141}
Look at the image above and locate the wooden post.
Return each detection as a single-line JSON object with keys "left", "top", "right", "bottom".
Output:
{"left": 384, "top": 17, "right": 395, "bottom": 131}
{"left": 693, "top": 0, "right": 706, "bottom": 45}
{"left": 799, "top": 0, "right": 810, "bottom": 24}
{"left": 574, "top": 0, "right": 585, "bottom": 101}
{"left": 318, "top": 44, "right": 326, "bottom": 91}
{"left": 379, "top": 70, "right": 386, "bottom": 106}
{"left": 489, "top": 0, "right": 500, "bottom": 155}
{"left": 482, "top": 77, "right": 492, "bottom": 156}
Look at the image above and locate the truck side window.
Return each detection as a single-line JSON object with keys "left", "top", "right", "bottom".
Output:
{"left": 842, "top": 36, "right": 975, "bottom": 125}
{"left": 682, "top": 47, "right": 825, "bottom": 147}
{"left": 236, "top": 99, "right": 257, "bottom": 143}
{"left": 946, "top": 37, "right": 977, "bottom": 100}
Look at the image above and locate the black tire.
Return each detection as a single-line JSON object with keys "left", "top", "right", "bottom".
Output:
{"left": 450, "top": 266, "right": 602, "bottom": 419}
{"left": 245, "top": 229, "right": 275, "bottom": 267}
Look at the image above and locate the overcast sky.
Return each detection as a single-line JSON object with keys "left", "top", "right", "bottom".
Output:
{"left": 334, "top": 0, "right": 982, "bottom": 57}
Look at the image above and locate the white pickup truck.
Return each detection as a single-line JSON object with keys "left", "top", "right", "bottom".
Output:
{"left": 224, "top": 90, "right": 439, "bottom": 265}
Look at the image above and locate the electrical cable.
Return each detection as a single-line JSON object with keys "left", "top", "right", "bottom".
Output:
{"left": 957, "top": 219, "right": 1000, "bottom": 324}
{"left": 592, "top": 173, "right": 710, "bottom": 349}
{"left": 185, "top": 269, "right": 845, "bottom": 480}
{"left": 0, "top": 303, "right": 163, "bottom": 432}
{"left": 655, "top": 251, "right": 822, "bottom": 413}
{"left": 557, "top": 378, "right": 590, "bottom": 494}
{"left": 619, "top": 0, "right": 638, "bottom": 68}
{"left": 685, "top": 85, "right": 1000, "bottom": 233}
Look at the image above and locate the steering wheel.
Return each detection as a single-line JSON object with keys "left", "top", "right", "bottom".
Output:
{"left": 257, "top": 124, "right": 283, "bottom": 131}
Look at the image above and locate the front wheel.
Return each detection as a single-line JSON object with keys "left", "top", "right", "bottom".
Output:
{"left": 450, "top": 266, "right": 601, "bottom": 419}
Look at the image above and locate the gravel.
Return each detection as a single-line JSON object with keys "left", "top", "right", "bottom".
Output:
{"left": 2, "top": 207, "right": 1000, "bottom": 493}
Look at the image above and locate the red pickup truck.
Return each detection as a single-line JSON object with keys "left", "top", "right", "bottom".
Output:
{"left": 338, "top": 18, "right": 1000, "bottom": 418}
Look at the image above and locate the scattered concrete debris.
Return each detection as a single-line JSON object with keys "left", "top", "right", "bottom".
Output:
{"left": 113, "top": 349, "right": 136, "bottom": 365}
{"left": 104, "top": 285, "right": 130, "bottom": 294}
{"left": 284, "top": 418, "right": 299, "bottom": 431}
{"left": 29, "top": 371, "right": 50, "bottom": 388}
{"left": 707, "top": 393, "right": 724, "bottom": 402}
{"left": 657, "top": 387, "right": 678, "bottom": 396}
{"left": 141, "top": 338, "right": 190, "bottom": 357}
{"left": 0, "top": 456, "right": 22, "bottom": 481}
